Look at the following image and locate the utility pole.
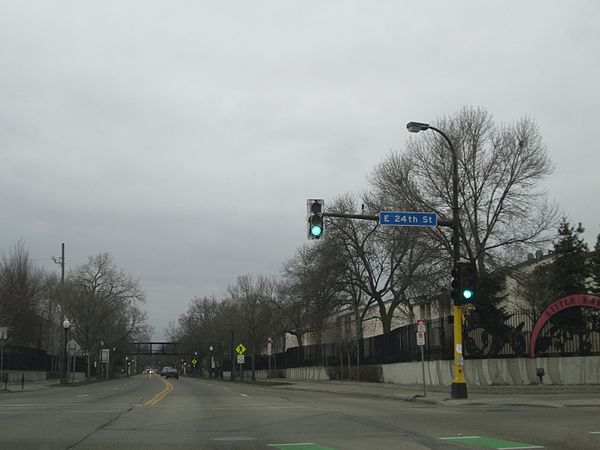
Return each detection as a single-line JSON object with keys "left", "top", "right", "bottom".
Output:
{"left": 61, "top": 243, "right": 65, "bottom": 284}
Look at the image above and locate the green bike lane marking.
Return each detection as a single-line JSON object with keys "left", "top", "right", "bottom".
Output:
{"left": 269, "top": 444, "right": 335, "bottom": 450}
{"left": 439, "top": 435, "right": 543, "bottom": 449}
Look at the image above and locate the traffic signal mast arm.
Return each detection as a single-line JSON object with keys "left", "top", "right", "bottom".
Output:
{"left": 322, "top": 212, "right": 452, "bottom": 227}
{"left": 322, "top": 212, "right": 379, "bottom": 221}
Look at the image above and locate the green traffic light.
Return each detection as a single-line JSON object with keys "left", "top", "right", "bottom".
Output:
{"left": 310, "top": 225, "right": 323, "bottom": 237}
{"left": 462, "top": 289, "right": 474, "bottom": 300}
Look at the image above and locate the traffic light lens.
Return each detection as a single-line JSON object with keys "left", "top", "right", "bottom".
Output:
{"left": 462, "top": 289, "right": 474, "bottom": 299}
{"left": 310, "top": 225, "right": 323, "bottom": 236}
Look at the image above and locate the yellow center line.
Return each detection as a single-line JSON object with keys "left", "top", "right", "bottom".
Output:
{"left": 144, "top": 376, "right": 173, "bottom": 406}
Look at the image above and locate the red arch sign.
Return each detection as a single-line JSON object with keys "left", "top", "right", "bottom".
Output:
{"left": 530, "top": 294, "right": 600, "bottom": 358}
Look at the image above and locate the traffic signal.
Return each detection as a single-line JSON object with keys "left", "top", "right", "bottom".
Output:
{"left": 459, "top": 262, "right": 477, "bottom": 303}
{"left": 452, "top": 261, "right": 477, "bottom": 305}
{"left": 307, "top": 199, "right": 324, "bottom": 239}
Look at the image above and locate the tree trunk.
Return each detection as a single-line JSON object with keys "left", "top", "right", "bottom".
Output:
{"left": 86, "top": 352, "right": 91, "bottom": 379}
{"left": 380, "top": 313, "right": 393, "bottom": 335}
{"left": 347, "top": 350, "right": 351, "bottom": 381}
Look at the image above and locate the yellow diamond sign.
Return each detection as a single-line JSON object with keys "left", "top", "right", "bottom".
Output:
{"left": 235, "top": 343, "right": 246, "bottom": 355}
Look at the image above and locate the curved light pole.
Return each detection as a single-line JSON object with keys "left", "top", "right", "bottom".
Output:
{"left": 407, "top": 121, "right": 467, "bottom": 399}
{"left": 62, "top": 319, "right": 71, "bottom": 383}
{"left": 209, "top": 345, "right": 214, "bottom": 379}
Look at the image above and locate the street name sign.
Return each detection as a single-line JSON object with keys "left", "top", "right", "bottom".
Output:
{"left": 236, "top": 343, "right": 247, "bottom": 355}
{"left": 379, "top": 211, "right": 437, "bottom": 227}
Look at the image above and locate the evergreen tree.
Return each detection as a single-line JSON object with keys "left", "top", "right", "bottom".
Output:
{"left": 548, "top": 219, "right": 590, "bottom": 298}
{"left": 543, "top": 220, "right": 591, "bottom": 355}
{"left": 590, "top": 233, "right": 600, "bottom": 294}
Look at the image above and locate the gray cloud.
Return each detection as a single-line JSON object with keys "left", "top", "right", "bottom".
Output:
{"left": 1, "top": 1, "right": 599, "bottom": 339}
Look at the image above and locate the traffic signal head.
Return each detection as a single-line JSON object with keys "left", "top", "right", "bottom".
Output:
{"left": 307, "top": 199, "right": 324, "bottom": 239}
{"left": 451, "top": 262, "right": 477, "bottom": 305}
{"left": 458, "top": 261, "right": 477, "bottom": 304}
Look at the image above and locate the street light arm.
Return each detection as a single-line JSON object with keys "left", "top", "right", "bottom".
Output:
{"left": 427, "top": 125, "right": 460, "bottom": 268}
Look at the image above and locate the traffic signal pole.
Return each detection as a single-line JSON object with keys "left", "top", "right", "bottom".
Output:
{"left": 428, "top": 125, "right": 468, "bottom": 400}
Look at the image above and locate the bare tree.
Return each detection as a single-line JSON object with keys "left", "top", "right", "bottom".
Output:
{"left": 327, "top": 194, "right": 445, "bottom": 334}
{"left": 0, "top": 242, "right": 50, "bottom": 347}
{"left": 276, "top": 240, "right": 346, "bottom": 347}
{"left": 61, "top": 253, "right": 147, "bottom": 377}
{"left": 228, "top": 274, "right": 275, "bottom": 381}
{"left": 369, "top": 107, "right": 558, "bottom": 274}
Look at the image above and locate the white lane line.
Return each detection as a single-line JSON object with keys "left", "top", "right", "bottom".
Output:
{"left": 75, "top": 395, "right": 88, "bottom": 398}
{"left": 590, "top": 431, "right": 600, "bottom": 434}
{"left": 497, "top": 447, "right": 543, "bottom": 449}
{"left": 223, "top": 387, "right": 231, "bottom": 392}
{"left": 269, "top": 444, "right": 317, "bottom": 447}
{"left": 240, "top": 394, "right": 248, "bottom": 397}
{"left": 439, "top": 436, "right": 481, "bottom": 440}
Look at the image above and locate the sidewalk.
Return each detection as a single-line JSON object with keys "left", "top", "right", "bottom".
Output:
{"left": 263, "top": 379, "right": 600, "bottom": 408}
{"left": 0, "top": 378, "right": 60, "bottom": 393}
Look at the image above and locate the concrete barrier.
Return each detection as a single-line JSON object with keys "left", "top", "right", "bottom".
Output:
{"left": 225, "top": 356, "right": 600, "bottom": 386}
{"left": 1, "top": 370, "right": 87, "bottom": 383}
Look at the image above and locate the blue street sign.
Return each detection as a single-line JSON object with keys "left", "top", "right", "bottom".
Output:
{"left": 379, "top": 211, "right": 437, "bottom": 227}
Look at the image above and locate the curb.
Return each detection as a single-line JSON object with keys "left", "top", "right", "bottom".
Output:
{"left": 268, "top": 384, "right": 573, "bottom": 409}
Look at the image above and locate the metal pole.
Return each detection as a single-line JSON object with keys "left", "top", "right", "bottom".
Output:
{"left": 428, "top": 126, "right": 467, "bottom": 400}
{"left": 230, "top": 330, "right": 234, "bottom": 380}
{"left": 1, "top": 339, "right": 4, "bottom": 388}
{"left": 63, "top": 328, "right": 68, "bottom": 382}
{"left": 420, "top": 345, "right": 426, "bottom": 397}
{"left": 61, "top": 243, "right": 65, "bottom": 284}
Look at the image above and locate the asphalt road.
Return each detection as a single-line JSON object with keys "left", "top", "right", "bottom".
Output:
{"left": 1, "top": 375, "right": 599, "bottom": 449}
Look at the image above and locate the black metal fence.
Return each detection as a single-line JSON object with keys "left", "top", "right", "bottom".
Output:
{"left": 1, "top": 345, "right": 87, "bottom": 372}
{"left": 224, "top": 308, "right": 600, "bottom": 372}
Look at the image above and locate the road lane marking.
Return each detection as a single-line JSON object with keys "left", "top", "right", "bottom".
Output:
{"left": 269, "top": 444, "right": 336, "bottom": 450}
{"left": 240, "top": 394, "right": 248, "bottom": 397}
{"left": 75, "top": 395, "right": 88, "bottom": 398}
{"left": 144, "top": 376, "right": 173, "bottom": 406}
{"left": 439, "top": 436, "right": 543, "bottom": 449}
{"left": 590, "top": 432, "right": 600, "bottom": 434}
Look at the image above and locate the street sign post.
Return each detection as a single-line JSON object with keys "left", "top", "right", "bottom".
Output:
{"left": 0, "top": 327, "right": 7, "bottom": 390}
{"left": 379, "top": 211, "right": 437, "bottom": 227}
{"left": 237, "top": 354, "right": 245, "bottom": 364}
{"left": 416, "top": 320, "right": 427, "bottom": 397}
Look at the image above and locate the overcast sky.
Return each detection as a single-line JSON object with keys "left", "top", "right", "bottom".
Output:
{"left": 1, "top": 1, "right": 598, "bottom": 340}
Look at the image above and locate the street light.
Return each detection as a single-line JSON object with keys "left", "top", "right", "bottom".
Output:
{"left": 407, "top": 121, "right": 467, "bottom": 399}
{"left": 209, "top": 345, "right": 214, "bottom": 379}
{"left": 62, "top": 319, "right": 71, "bottom": 383}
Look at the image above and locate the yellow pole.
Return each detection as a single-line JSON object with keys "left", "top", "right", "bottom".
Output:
{"left": 451, "top": 305, "right": 467, "bottom": 397}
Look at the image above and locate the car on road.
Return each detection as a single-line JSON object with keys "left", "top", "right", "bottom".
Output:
{"left": 163, "top": 368, "right": 179, "bottom": 379}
